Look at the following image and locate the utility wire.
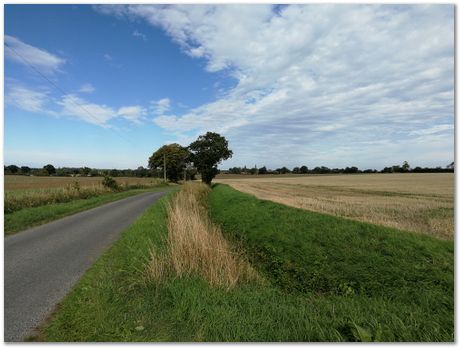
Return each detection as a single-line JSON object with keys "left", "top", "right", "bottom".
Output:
{"left": 5, "top": 42, "right": 135, "bottom": 145}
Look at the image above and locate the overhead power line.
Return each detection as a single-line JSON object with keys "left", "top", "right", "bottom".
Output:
{"left": 4, "top": 42, "right": 135, "bottom": 145}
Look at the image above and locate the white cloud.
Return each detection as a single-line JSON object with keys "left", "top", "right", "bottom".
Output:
{"left": 57, "top": 95, "right": 145, "bottom": 126}
{"left": 5, "top": 35, "right": 65, "bottom": 73}
{"left": 58, "top": 94, "right": 116, "bottom": 126}
{"left": 5, "top": 85, "right": 49, "bottom": 113}
{"left": 94, "top": 4, "right": 454, "bottom": 168}
{"left": 117, "top": 105, "right": 146, "bottom": 124}
{"left": 133, "top": 30, "right": 147, "bottom": 41}
{"left": 103, "top": 53, "right": 113, "bottom": 61}
{"left": 409, "top": 124, "right": 454, "bottom": 136}
{"left": 78, "top": 83, "right": 95, "bottom": 93}
{"left": 150, "top": 98, "right": 171, "bottom": 115}
{"left": 5, "top": 81, "right": 145, "bottom": 127}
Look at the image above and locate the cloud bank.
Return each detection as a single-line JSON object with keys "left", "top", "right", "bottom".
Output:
{"left": 94, "top": 4, "right": 454, "bottom": 168}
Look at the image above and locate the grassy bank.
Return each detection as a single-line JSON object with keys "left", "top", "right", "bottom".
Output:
{"left": 42, "top": 183, "right": 453, "bottom": 342}
{"left": 208, "top": 184, "right": 454, "bottom": 341}
{"left": 5, "top": 187, "right": 170, "bottom": 235}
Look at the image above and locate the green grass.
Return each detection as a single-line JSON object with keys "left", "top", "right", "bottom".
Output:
{"left": 4, "top": 187, "right": 171, "bottom": 235}
{"left": 207, "top": 184, "right": 454, "bottom": 341}
{"left": 42, "top": 184, "right": 453, "bottom": 342}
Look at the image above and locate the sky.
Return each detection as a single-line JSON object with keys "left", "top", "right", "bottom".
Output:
{"left": 4, "top": 4, "right": 454, "bottom": 170}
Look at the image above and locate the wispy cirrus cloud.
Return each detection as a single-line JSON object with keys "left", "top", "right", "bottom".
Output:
{"left": 133, "top": 30, "right": 147, "bottom": 41}
{"left": 5, "top": 85, "right": 50, "bottom": 113}
{"left": 5, "top": 35, "right": 66, "bottom": 73}
{"left": 6, "top": 83, "right": 147, "bottom": 127}
{"left": 78, "top": 83, "right": 95, "bottom": 93}
{"left": 150, "top": 98, "right": 171, "bottom": 115}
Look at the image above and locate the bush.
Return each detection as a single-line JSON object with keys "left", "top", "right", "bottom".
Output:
{"left": 102, "top": 175, "right": 120, "bottom": 191}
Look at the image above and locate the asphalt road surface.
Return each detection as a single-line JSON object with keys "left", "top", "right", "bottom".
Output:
{"left": 4, "top": 191, "right": 167, "bottom": 342}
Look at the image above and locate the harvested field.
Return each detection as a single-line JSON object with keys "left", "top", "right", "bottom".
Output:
{"left": 216, "top": 173, "right": 454, "bottom": 239}
{"left": 4, "top": 175, "right": 161, "bottom": 191}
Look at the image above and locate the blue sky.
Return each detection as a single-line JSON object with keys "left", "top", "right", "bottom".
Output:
{"left": 4, "top": 4, "right": 454, "bottom": 169}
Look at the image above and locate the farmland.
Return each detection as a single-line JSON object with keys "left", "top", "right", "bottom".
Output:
{"left": 41, "top": 183, "right": 453, "bottom": 342}
{"left": 4, "top": 175, "right": 169, "bottom": 235}
{"left": 216, "top": 173, "right": 454, "bottom": 240}
{"left": 5, "top": 175, "right": 160, "bottom": 191}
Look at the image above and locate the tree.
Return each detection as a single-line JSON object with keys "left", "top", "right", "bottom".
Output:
{"left": 43, "top": 164, "right": 56, "bottom": 175}
{"left": 20, "top": 166, "right": 31, "bottom": 175}
{"left": 148, "top": 143, "right": 189, "bottom": 182}
{"left": 402, "top": 161, "right": 410, "bottom": 172}
{"left": 258, "top": 166, "right": 268, "bottom": 175}
{"left": 135, "top": 166, "right": 148, "bottom": 177}
{"left": 188, "top": 132, "right": 232, "bottom": 185}
{"left": 300, "top": 165, "right": 308, "bottom": 174}
{"left": 279, "top": 166, "right": 290, "bottom": 174}
{"left": 5, "top": 165, "right": 19, "bottom": 174}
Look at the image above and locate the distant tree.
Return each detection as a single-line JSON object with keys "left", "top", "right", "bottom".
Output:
{"left": 135, "top": 166, "right": 148, "bottom": 177}
{"left": 447, "top": 161, "right": 454, "bottom": 170}
{"left": 20, "top": 166, "right": 31, "bottom": 175}
{"left": 43, "top": 164, "right": 56, "bottom": 175}
{"left": 56, "top": 168, "right": 67, "bottom": 176}
{"left": 81, "top": 167, "right": 91, "bottom": 176}
{"left": 149, "top": 143, "right": 190, "bottom": 182}
{"left": 258, "top": 166, "right": 268, "bottom": 175}
{"left": 188, "top": 132, "right": 232, "bottom": 185}
{"left": 228, "top": 167, "right": 240, "bottom": 174}
{"left": 249, "top": 166, "right": 258, "bottom": 175}
{"left": 381, "top": 166, "right": 393, "bottom": 173}
{"left": 279, "top": 167, "right": 290, "bottom": 174}
{"left": 392, "top": 165, "right": 402, "bottom": 173}
{"left": 109, "top": 169, "right": 119, "bottom": 177}
{"left": 5, "top": 165, "right": 19, "bottom": 174}
{"left": 402, "top": 161, "right": 410, "bottom": 172}
{"left": 344, "top": 166, "right": 359, "bottom": 174}
{"left": 300, "top": 165, "right": 308, "bottom": 174}
{"left": 292, "top": 167, "right": 300, "bottom": 174}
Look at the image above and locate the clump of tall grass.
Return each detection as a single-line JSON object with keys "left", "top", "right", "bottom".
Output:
{"left": 147, "top": 182, "right": 259, "bottom": 289}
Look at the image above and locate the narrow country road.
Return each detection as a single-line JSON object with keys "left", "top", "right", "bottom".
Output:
{"left": 4, "top": 191, "right": 168, "bottom": 342}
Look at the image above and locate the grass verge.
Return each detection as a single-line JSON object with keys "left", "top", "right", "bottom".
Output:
{"left": 147, "top": 182, "right": 259, "bottom": 288}
{"left": 42, "top": 183, "right": 453, "bottom": 342}
{"left": 5, "top": 187, "right": 170, "bottom": 235}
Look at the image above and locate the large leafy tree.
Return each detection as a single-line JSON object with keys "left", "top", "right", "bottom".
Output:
{"left": 189, "top": 132, "right": 232, "bottom": 185}
{"left": 148, "top": 143, "right": 189, "bottom": 182}
{"left": 43, "top": 164, "right": 56, "bottom": 175}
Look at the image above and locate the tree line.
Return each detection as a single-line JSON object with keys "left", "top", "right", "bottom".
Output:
{"left": 5, "top": 132, "right": 233, "bottom": 186}
{"left": 226, "top": 161, "right": 454, "bottom": 175}
{"left": 4, "top": 164, "right": 155, "bottom": 178}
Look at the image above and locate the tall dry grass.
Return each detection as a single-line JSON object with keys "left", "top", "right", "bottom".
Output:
{"left": 4, "top": 179, "right": 165, "bottom": 213}
{"left": 147, "top": 182, "right": 259, "bottom": 288}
